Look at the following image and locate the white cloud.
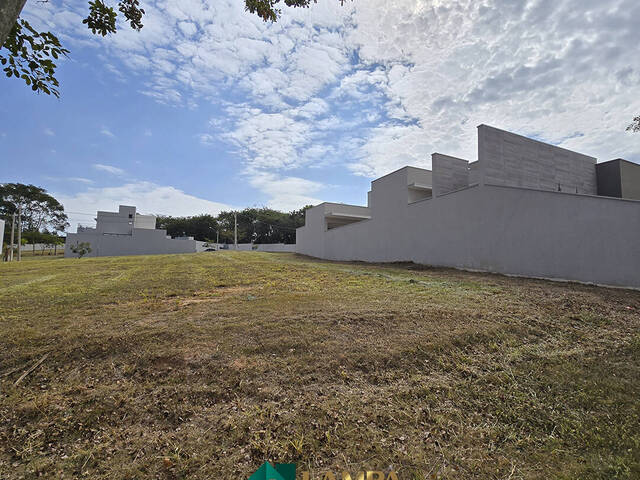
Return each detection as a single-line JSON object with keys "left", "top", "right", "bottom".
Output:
{"left": 44, "top": 128, "right": 55, "bottom": 136}
{"left": 23, "top": 0, "right": 640, "bottom": 201}
{"left": 197, "top": 133, "right": 215, "bottom": 146}
{"left": 93, "top": 163, "right": 125, "bottom": 175}
{"left": 69, "top": 177, "right": 94, "bottom": 184}
{"left": 56, "top": 181, "right": 234, "bottom": 232}
{"left": 248, "top": 172, "right": 324, "bottom": 211}
{"left": 100, "top": 126, "right": 116, "bottom": 138}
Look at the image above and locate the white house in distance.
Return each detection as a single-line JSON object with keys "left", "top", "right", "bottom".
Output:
{"left": 296, "top": 125, "right": 640, "bottom": 289}
{"left": 65, "top": 205, "right": 198, "bottom": 257}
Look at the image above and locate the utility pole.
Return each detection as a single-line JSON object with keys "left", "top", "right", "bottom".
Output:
{"left": 216, "top": 229, "right": 219, "bottom": 250}
{"left": 9, "top": 212, "right": 15, "bottom": 261}
{"left": 17, "top": 206, "right": 22, "bottom": 261}
{"left": 234, "top": 212, "right": 238, "bottom": 250}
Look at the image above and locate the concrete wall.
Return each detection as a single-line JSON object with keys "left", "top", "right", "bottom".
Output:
{"left": 97, "top": 205, "right": 136, "bottom": 235}
{"left": 20, "top": 243, "right": 62, "bottom": 252}
{"left": 255, "top": 243, "right": 296, "bottom": 252}
{"left": 65, "top": 228, "right": 197, "bottom": 258}
{"left": 134, "top": 214, "right": 156, "bottom": 229}
{"left": 432, "top": 153, "right": 469, "bottom": 196}
{"left": 478, "top": 125, "right": 598, "bottom": 194}
{"left": 620, "top": 160, "right": 640, "bottom": 200}
{"left": 469, "top": 161, "right": 480, "bottom": 185}
{"left": 596, "top": 160, "right": 622, "bottom": 197}
{"left": 595, "top": 159, "right": 640, "bottom": 200}
{"left": 231, "top": 243, "right": 297, "bottom": 252}
{"left": 297, "top": 184, "right": 640, "bottom": 288}
{"left": 95, "top": 205, "right": 156, "bottom": 235}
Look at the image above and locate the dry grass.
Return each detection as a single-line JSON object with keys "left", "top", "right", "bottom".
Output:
{"left": 0, "top": 252, "right": 639, "bottom": 479}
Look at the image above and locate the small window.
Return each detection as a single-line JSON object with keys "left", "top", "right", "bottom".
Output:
{"left": 128, "top": 214, "right": 133, "bottom": 219}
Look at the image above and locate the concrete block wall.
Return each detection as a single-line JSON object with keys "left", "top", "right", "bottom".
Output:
{"left": 432, "top": 153, "right": 470, "bottom": 196}
{"left": 478, "top": 125, "right": 597, "bottom": 194}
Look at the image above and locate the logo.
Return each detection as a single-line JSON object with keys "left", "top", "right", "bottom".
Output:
{"left": 249, "top": 462, "right": 296, "bottom": 480}
{"left": 248, "top": 463, "right": 398, "bottom": 480}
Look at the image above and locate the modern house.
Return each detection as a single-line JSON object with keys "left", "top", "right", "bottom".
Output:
{"left": 64, "top": 205, "right": 198, "bottom": 257}
{"left": 296, "top": 125, "right": 640, "bottom": 288}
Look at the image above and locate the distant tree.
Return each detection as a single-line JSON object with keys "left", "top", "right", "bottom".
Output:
{"left": 1, "top": 0, "right": 348, "bottom": 97}
{"left": 156, "top": 214, "right": 218, "bottom": 242}
{"left": 156, "top": 207, "right": 310, "bottom": 245}
{"left": 217, "top": 206, "right": 311, "bottom": 244}
{"left": 628, "top": 116, "right": 640, "bottom": 133}
{"left": 22, "top": 228, "right": 43, "bottom": 255}
{"left": 0, "top": 183, "right": 69, "bottom": 245}
{"left": 37, "top": 231, "right": 62, "bottom": 255}
{"left": 70, "top": 241, "right": 92, "bottom": 258}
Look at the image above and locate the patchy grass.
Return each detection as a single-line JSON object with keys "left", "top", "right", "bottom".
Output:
{"left": 1, "top": 252, "right": 639, "bottom": 479}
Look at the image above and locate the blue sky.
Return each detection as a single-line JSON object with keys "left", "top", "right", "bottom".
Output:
{"left": 1, "top": 0, "right": 639, "bottom": 231}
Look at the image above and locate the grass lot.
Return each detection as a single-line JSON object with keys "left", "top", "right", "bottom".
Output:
{"left": 1, "top": 252, "right": 639, "bottom": 479}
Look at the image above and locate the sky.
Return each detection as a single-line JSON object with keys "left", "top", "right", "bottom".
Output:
{"left": 1, "top": 0, "right": 639, "bottom": 232}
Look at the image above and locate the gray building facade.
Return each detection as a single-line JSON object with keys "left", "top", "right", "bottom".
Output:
{"left": 65, "top": 205, "right": 198, "bottom": 258}
{"left": 296, "top": 125, "right": 640, "bottom": 288}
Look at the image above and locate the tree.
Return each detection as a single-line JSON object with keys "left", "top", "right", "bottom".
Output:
{"left": 156, "top": 207, "right": 310, "bottom": 245}
{"left": 1, "top": 0, "right": 145, "bottom": 97}
{"left": 628, "top": 116, "right": 640, "bottom": 133}
{"left": 156, "top": 214, "right": 219, "bottom": 242}
{"left": 1, "top": 0, "right": 347, "bottom": 97}
{"left": 70, "top": 241, "right": 92, "bottom": 258}
{"left": 0, "top": 183, "right": 69, "bottom": 246}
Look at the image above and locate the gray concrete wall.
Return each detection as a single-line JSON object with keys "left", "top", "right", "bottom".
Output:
{"left": 65, "top": 228, "right": 197, "bottom": 258}
{"left": 297, "top": 184, "right": 640, "bottom": 288}
{"left": 255, "top": 243, "right": 296, "bottom": 252}
{"left": 432, "top": 153, "right": 469, "bottom": 196}
{"left": 478, "top": 125, "right": 598, "bottom": 194}
{"left": 230, "top": 243, "right": 296, "bottom": 252}
{"left": 621, "top": 160, "right": 640, "bottom": 200}
{"left": 596, "top": 160, "right": 622, "bottom": 197}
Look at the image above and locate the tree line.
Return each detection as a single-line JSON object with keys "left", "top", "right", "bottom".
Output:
{"left": 1, "top": 183, "right": 69, "bottom": 259}
{"left": 156, "top": 206, "right": 311, "bottom": 245}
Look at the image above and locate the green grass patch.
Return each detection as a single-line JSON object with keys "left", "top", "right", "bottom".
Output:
{"left": 1, "top": 252, "right": 639, "bottom": 479}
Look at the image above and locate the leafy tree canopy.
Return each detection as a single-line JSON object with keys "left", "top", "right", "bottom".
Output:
{"left": 157, "top": 206, "right": 311, "bottom": 244}
{"left": 0, "top": 183, "right": 69, "bottom": 240}
{"left": 628, "top": 116, "right": 640, "bottom": 133}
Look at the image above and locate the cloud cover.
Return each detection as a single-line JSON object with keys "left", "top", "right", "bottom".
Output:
{"left": 24, "top": 0, "right": 640, "bottom": 208}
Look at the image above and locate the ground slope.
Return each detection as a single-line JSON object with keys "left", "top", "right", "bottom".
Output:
{"left": 1, "top": 252, "right": 639, "bottom": 479}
